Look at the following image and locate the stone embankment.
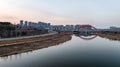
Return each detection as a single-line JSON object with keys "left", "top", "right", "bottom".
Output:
{"left": 0, "top": 31, "right": 72, "bottom": 57}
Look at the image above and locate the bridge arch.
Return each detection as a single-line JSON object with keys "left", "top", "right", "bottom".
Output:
{"left": 78, "top": 25, "right": 96, "bottom": 32}
{"left": 79, "top": 35, "right": 97, "bottom": 40}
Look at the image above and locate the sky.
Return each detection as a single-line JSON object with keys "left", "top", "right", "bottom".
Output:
{"left": 0, "top": 0, "right": 120, "bottom": 28}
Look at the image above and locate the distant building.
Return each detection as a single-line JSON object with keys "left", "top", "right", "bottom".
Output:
{"left": 75, "top": 25, "right": 81, "bottom": 31}
{"left": 19, "top": 20, "right": 100, "bottom": 32}
{"left": 65, "top": 25, "right": 74, "bottom": 31}
{"left": 110, "top": 26, "right": 120, "bottom": 31}
{"left": 19, "top": 20, "right": 51, "bottom": 30}
{"left": 24, "top": 21, "right": 28, "bottom": 27}
{"left": 20, "top": 20, "right": 24, "bottom": 27}
{"left": 51, "top": 25, "right": 64, "bottom": 31}
{"left": 50, "top": 25, "right": 76, "bottom": 31}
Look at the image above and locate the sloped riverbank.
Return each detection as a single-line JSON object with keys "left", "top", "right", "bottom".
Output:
{"left": 0, "top": 32, "right": 72, "bottom": 57}
{"left": 98, "top": 32, "right": 120, "bottom": 41}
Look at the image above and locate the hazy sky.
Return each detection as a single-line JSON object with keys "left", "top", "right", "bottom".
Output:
{"left": 0, "top": 0, "right": 120, "bottom": 28}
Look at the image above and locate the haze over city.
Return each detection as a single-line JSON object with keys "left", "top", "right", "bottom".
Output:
{"left": 0, "top": 0, "right": 120, "bottom": 28}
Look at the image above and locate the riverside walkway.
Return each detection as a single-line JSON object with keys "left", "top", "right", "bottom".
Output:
{"left": 0, "top": 32, "right": 57, "bottom": 42}
{"left": 0, "top": 32, "right": 58, "bottom": 46}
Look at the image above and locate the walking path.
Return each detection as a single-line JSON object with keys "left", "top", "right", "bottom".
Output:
{"left": 0, "top": 32, "right": 57, "bottom": 42}
{"left": 0, "top": 32, "right": 58, "bottom": 46}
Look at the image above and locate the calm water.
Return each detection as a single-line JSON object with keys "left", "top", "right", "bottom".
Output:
{"left": 0, "top": 35, "right": 120, "bottom": 67}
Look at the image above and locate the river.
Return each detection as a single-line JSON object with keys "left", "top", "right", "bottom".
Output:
{"left": 0, "top": 35, "right": 120, "bottom": 67}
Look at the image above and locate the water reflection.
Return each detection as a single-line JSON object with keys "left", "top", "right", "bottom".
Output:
{"left": 74, "top": 33, "right": 120, "bottom": 42}
{"left": 0, "top": 34, "right": 120, "bottom": 67}
{"left": 74, "top": 33, "right": 97, "bottom": 40}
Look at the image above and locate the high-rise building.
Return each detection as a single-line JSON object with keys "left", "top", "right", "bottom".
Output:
{"left": 20, "top": 20, "right": 24, "bottom": 27}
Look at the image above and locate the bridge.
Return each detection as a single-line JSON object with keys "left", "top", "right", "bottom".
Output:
{"left": 73, "top": 25, "right": 97, "bottom": 40}
{"left": 73, "top": 25, "right": 97, "bottom": 34}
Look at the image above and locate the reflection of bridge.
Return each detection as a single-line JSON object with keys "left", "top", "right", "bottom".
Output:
{"left": 74, "top": 25, "right": 97, "bottom": 40}
{"left": 74, "top": 34, "right": 97, "bottom": 40}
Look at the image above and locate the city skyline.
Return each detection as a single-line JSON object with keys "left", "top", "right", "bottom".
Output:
{"left": 0, "top": 0, "right": 120, "bottom": 28}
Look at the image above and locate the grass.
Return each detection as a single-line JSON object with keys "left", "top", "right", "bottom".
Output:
{"left": 0, "top": 34, "right": 72, "bottom": 57}
{"left": 0, "top": 35, "right": 56, "bottom": 45}
{"left": 98, "top": 32, "right": 120, "bottom": 41}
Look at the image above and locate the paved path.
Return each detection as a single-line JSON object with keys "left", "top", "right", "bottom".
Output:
{"left": 0, "top": 32, "right": 58, "bottom": 42}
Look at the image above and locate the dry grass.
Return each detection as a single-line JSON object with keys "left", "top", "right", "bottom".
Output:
{"left": 0, "top": 34, "right": 72, "bottom": 57}
{"left": 0, "top": 35, "right": 57, "bottom": 45}
{"left": 98, "top": 33, "right": 120, "bottom": 41}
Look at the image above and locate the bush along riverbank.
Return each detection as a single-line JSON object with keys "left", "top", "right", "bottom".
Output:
{"left": 0, "top": 32, "right": 72, "bottom": 57}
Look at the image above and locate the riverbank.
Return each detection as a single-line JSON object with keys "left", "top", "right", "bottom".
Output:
{"left": 98, "top": 32, "right": 120, "bottom": 41}
{"left": 0, "top": 32, "right": 57, "bottom": 46}
{"left": 0, "top": 32, "right": 72, "bottom": 57}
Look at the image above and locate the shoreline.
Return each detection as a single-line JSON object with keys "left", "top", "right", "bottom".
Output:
{"left": 98, "top": 32, "right": 120, "bottom": 41}
{"left": 0, "top": 32, "right": 58, "bottom": 46}
{"left": 0, "top": 32, "right": 72, "bottom": 57}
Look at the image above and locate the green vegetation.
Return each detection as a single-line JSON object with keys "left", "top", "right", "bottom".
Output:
{"left": 0, "top": 22, "right": 15, "bottom": 31}
{"left": 0, "top": 22, "right": 16, "bottom": 38}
